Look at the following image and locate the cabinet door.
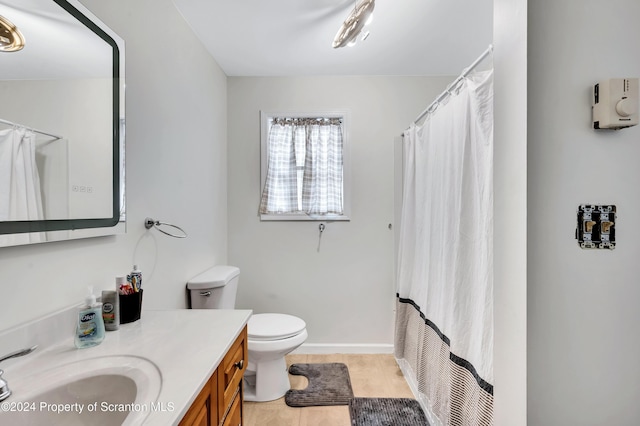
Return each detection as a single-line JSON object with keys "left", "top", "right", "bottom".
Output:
{"left": 179, "top": 378, "right": 211, "bottom": 426}
{"left": 192, "top": 404, "right": 208, "bottom": 426}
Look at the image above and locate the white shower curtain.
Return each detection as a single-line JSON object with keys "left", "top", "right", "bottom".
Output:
{"left": 395, "top": 69, "right": 494, "bottom": 426}
{"left": 0, "top": 127, "right": 45, "bottom": 244}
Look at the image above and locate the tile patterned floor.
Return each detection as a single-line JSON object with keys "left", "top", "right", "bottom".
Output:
{"left": 243, "top": 354, "right": 415, "bottom": 426}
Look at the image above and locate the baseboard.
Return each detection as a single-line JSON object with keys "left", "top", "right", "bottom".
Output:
{"left": 292, "top": 343, "right": 394, "bottom": 354}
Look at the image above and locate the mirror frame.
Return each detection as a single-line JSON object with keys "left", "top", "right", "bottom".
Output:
{"left": 0, "top": 0, "right": 124, "bottom": 236}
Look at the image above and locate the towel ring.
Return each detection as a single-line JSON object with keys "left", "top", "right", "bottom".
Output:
{"left": 144, "top": 217, "right": 187, "bottom": 238}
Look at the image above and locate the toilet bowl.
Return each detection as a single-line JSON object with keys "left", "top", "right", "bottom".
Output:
{"left": 186, "top": 266, "right": 308, "bottom": 402}
{"left": 244, "top": 313, "right": 307, "bottom": 402}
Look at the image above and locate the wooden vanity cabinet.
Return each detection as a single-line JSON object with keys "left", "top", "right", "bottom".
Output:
{"left": 180, "top": 326, "right": 248, "bottom": 426}
{"left": 178, "top": 370, "right": 218, "bottom": 426}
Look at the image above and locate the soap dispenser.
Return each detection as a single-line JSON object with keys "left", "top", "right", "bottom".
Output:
{"left": 75, "top": 287, "right": 106, "bottom": 348}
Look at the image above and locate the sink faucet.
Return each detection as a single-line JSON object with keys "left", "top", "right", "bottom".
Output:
{"left": 0, "top": 345, "right": 37, "bottom": 402}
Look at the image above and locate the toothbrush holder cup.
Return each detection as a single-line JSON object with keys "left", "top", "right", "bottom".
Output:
{"left": 119, "top": 289, "right": 143, "bottom": 324}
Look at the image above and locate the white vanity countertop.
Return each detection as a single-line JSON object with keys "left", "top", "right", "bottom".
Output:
{"left": 1, "top": 308, "right": 252, "bottom": 426}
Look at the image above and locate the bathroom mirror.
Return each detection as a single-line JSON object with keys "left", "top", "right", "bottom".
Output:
{"left": 0, "top": 0, "right": 125, "bottom": 247}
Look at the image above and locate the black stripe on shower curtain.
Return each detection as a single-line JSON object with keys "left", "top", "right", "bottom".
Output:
{"left": 397, "top": 295, "right": 493, "bottom": 395}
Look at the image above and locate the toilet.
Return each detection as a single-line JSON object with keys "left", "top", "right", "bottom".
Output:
{"left": 187, "top": 265, "right": 308, "bottom": 402}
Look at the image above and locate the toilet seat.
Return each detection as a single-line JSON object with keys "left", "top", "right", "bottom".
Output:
{"left": 248, "top": 313, "right": 306, "bottom": 341}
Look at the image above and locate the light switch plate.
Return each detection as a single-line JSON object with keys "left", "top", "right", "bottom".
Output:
{"left": 576, "top": 204, "right": 616, "bottom": 249}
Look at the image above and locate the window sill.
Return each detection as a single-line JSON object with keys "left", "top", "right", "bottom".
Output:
{"left": 260, "top": 214, "right": 350, "bottom": 222}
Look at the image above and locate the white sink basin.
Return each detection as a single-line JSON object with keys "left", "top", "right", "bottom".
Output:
{"left": 0, "top": 355, "right": 162, "bottom": 425}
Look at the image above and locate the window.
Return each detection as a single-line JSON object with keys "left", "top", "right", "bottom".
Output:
{"left": 259, "top": 111, "right": 350, "bottom": 221}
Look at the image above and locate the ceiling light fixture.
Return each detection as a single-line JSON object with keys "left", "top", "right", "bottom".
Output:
{"left": 0, "top": 15, "right": 25, "bottom": 53}
{"left": 332, "top": 0, "right": 375, "bottom": 49}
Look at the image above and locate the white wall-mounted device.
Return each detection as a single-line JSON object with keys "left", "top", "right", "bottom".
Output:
{"left": 592, "top": 78, "right": 639, "bottom": 129}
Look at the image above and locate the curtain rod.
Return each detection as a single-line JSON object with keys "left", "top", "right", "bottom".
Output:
{"left": 411, "top": 44, "right": 493, "bottom": 127}
{"left": 0, "top": 118, "right": 62, "bottom": 140}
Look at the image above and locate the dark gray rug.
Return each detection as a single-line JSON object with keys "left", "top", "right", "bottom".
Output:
{"left": 349, "top": 397, "right": 429, "bottom": 426}
{"left": 284, "top": 363, "right": 354, "bottom": 407}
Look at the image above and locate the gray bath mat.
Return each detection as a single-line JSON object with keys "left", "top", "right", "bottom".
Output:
{"left": 284, "top": 363, "right": 354, "bottom": 407}
{"left": 349, "top": 397, "right": 429, "bottom": 426}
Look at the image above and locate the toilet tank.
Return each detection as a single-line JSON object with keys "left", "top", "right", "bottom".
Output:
{"left": 187, "top": 265, "right": 239, "bottom": 309}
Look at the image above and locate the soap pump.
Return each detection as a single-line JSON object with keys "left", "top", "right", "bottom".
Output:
{"left": 74, "top": 287, "right": 105, "bottom": 349}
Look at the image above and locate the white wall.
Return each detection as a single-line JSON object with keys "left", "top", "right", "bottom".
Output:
{"left": 528, "top": 1, "right": 640, "bottom": 424}
{"left": 493, "top": 0, "right": 528, "bottom": 424}
{"left": 0, "top": 0, "right": 228, "bottom": 331}
{"left": 227, "top": 76, "right": 453, "bottom": 350}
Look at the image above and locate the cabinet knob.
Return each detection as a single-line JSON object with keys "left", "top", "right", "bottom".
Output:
{"left": 234, "top": 359, "right": 244, "bottom": 370}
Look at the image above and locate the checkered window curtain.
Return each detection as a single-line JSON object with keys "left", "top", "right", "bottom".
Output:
{"left": 260, "top": 117, "right": 343, "bottom": 216}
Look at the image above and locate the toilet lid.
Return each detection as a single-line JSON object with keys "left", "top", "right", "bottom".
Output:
{"left": 248, "top": 313, "right": 306, "bottom": 341}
